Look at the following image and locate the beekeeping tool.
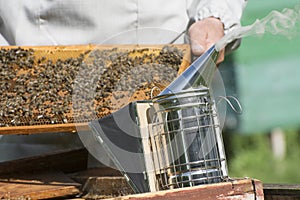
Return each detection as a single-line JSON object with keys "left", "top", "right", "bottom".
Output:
{"left": 88, "top": 45, "right": 228, "bottom": 193}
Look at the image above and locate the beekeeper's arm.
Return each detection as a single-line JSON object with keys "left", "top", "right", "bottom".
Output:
{"left": 188, "top": 0, "right": 247, "bottom": 62}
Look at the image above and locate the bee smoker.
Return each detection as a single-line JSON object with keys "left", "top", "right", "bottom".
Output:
{"left": 88, "top": 45, "right": 228, "bottom": 193}
{"left": 147, "top": 45, "right": 227, "bottom": 190}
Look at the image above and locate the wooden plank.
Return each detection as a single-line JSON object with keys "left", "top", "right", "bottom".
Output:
{"left": 102, "top": 179, "right": 264, "bottom": 200}
{"left": 0, "top": 44, "right": 191, "bottom": 135}
{"left": 0, "top": 147, "right": 88, "bottom": 175}
{"left": 263, "top": 183, "right": 300, "bottom": 200}
{"left": 70, "top": 167, "right": 133, "bottom": 199}
{"left": 0, "top": 122, "right": 89, "bottom": 135}
{"left": 70, "top": 167, "right": 122, "bottom": 183}
{"left": 81, "top": 177, "right": 134, "bottom": 200}
{"left": 0, "top": 170, "right": 81, "bottom": 199}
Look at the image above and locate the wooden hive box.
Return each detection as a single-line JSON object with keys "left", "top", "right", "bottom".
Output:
{"left": 0, "top": 44, "right": 191, "bottom": 135}
{"left": 75, "top": 175, "right": 264, "bottom": 200}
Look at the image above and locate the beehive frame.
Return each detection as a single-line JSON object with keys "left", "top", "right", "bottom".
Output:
{"left": 0, "top": 44, "right": 191, "bottom": 135}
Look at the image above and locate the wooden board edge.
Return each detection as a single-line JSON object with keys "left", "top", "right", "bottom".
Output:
{"left": 103, "top": 178, "right": 263, "bottom": 200}
{"left": 0, "top": 147, "right": 88, "bottom": 175}
{"left": 24, "top": 186, "right": 80, "bottom": 200}
{"left": 0, "top": 122, "right": 90, "bottom": 135}
{"left": 0, "top": 170, "right": 81, "bottom": 199}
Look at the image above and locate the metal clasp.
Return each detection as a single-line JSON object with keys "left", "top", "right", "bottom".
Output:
{"left": 217, "top": 96, "right": 243, "bottom": 114}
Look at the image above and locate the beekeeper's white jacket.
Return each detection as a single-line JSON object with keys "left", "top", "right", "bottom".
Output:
{"left": 0, "top": 0, "right": 247, "bottom": 45}
{"left": 0, "top": 0, "right": 247, "bottom": 161}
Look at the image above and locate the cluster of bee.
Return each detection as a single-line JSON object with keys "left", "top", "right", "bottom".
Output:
{"left": 0, "top": 46, "right": 185, "bottom": 127}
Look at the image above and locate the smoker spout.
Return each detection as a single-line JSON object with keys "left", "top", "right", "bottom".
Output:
{"left": 159, "top": 45, "right": 219, "bottom": 96}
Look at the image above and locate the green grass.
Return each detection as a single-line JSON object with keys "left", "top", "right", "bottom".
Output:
{"left": 227, "top": 130, "right": 300, "bottom": 183}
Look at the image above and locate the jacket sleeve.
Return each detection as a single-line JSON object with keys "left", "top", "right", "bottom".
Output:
{"left": 189, "top": 0, "right": 248, "bottom": 33}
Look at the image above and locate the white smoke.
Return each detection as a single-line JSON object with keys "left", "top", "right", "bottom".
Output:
{"left": 216, "top": 6, "right": 300, "bottom": 51}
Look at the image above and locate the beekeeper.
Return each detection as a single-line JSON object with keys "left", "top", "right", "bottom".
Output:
{"left": 0, "top": 0, "right": 247, "bottom": 161}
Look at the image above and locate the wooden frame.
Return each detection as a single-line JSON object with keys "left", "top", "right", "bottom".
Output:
{"left": 0, "top": 44, "right": 191, "bottom": 135}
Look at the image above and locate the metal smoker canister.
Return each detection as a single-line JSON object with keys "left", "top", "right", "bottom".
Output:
{"left": 149, "top": 87, "right": 228, "bottom": 190}
{"left": 147, "top": 45, "right": 228, "bottom": 189}
{"left": 87, "top": 45, "right": 229, "bottom": 193}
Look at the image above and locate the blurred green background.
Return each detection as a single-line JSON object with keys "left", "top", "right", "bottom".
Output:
{"left": 221, "top": 0, "right": 300, "bottom": 184}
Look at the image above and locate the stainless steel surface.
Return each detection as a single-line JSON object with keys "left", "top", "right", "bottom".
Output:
{"left": 159, "top": 45, "right": 219, "bottom": 96}
{"left": 149, "top": 88, "right": 227, "bottom": 190}
{"left": 88, "top": 46, "right": 228, "bottom": 193}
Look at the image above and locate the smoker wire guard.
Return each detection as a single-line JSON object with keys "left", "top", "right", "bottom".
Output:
{"left": 87, "top": 45, "right": 242, "bottom": 193}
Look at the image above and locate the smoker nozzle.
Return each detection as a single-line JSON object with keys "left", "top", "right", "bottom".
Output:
{"left": 87, "top": 45, "right": 224, "bottom": 194}
{"left": 158, "top": 45, "right": 219, "bottom": 96}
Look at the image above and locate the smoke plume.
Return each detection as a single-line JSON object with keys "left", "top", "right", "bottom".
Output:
{"left": 215, "top": 6, "right": 300, "bottom": 51}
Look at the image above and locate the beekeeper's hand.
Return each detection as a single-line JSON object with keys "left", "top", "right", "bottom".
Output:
{"left": 188, "top": 17, "right": 225, "bottom": 64}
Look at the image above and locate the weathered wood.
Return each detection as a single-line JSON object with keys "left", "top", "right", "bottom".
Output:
{"left": 81, "top": 177, "right": 134, "bottom": 199}
{"left": 0, "top": 170, "right": 81, "bottom": 199}
{"left": 263, "top": 183, "right": 300, "bottom": 200}
{"left": 70, "top": 167, "right": 122, "bottom": 183}
{"left": 70, "top": 167, "right": 133, "bottom": 199}
{"left": 102, "top": 179, "right": 264, "bottom": 200}
{"left": 0, "top": 147, "right": 88, "bottom": 175}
